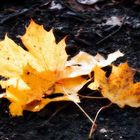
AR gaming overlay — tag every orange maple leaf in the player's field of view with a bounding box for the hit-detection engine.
[0,20,123,116]
[89,63,140,108]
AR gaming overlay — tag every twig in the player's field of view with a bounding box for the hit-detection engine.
[131,67,140,73]
[0,2,50,25]
[88,102,112,139]
[96,15,127,45]
[37,104,68,128]
[74,37,92,46]
[0,9,31,25]
[78,94,107,99]
[39,1,51,8]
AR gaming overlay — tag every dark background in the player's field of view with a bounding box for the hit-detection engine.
[0,0,140,140]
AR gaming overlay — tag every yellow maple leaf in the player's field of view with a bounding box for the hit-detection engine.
[89,63,140,108]
[0,20,123,116]
[0,21,87,116]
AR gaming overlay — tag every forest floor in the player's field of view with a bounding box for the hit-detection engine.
[0,0,140,140]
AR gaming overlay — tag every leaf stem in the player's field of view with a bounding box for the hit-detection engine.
[62,87,94,124]
[88,102,112,139]
[78,94,107,99]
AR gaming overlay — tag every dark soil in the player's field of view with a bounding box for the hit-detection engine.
[0,0,140,140]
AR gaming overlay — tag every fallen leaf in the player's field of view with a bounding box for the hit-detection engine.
[0,21,87,116]
[65,50,123,77]
[89,63,140,108]
[0,20,123,116]
[102,16,123,26]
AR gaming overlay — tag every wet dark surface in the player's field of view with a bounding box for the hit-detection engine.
[0,0,140,140]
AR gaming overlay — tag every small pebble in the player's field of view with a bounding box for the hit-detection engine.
[99,117,105,121]
[100,128,107,133]
[77,0,102,5]
[50,1,63,10]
